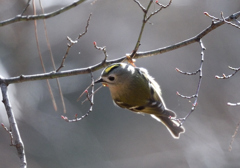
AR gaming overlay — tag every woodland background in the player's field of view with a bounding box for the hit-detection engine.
[0,0,240,167]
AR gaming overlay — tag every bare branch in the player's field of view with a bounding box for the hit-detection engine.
[131,0,152,58]
[215,66,240,79]
[155,0,172,8]
[93,41,108,62]
[204,12,220,20]
[2,11,239,86]
[62,71,95,122]
[77,82,94,102]
[174,39,205,125]
[133,0,146,13]
[135,11,240,58]
[211,13,240,106]
[56,13,92,72]
[221,12,240,29]
[21,0,31,16]
[205,11,240,29]
[175,68,200,75]
[131,0,173,58]
[80,85,102,104]
[0,0,87,27]
[146,0,172,22]
[0,82,27,168]
[176,92,197,99]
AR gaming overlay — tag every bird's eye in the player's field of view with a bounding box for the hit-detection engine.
[108,76,115,81]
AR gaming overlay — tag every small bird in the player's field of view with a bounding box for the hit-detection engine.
[95,63,185,139]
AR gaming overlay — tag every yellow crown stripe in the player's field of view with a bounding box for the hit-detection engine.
[104,64,120,73]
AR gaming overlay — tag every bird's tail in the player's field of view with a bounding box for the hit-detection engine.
[151,109,185,139]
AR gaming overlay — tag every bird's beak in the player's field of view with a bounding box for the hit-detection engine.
[94,78,103,83]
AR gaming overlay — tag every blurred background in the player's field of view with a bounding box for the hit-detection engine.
[0,0,240,167]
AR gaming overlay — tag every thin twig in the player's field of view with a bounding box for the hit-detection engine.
[176,92,197,99]
[131,0,172,58]
[174,39,205,125]
[133,0,146,13]
[176,68,200,75]
[76,83,93,102]
[227,102,240,106]
[215,66,240,79]
[205,12,240,29]
[1,123,14,146]
[81,85,103,104]
[204,12,220,21]
[131,0,151,58]
[56,13,92,72]
[93,41,108,62]
[0,0,87,27]
[135,11,240,58]
[21,0,31,16]
[221,12,240,29]
[147,0,172,22]
[62,71,95,122]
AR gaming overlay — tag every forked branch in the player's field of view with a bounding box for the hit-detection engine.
[56,13,92,72]
[0,82,27,168]
[174,40,205,125]
[131,0,172,58]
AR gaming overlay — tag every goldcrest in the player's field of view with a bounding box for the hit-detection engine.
[95,63,185,139]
